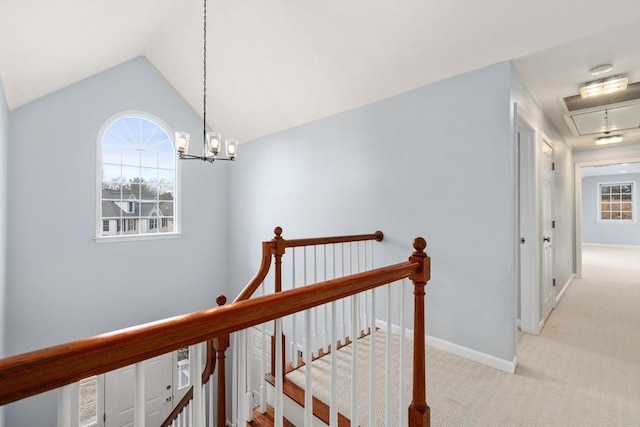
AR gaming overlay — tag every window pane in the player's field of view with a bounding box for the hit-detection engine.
[621,211,632,220]
[79,377,98,427]
[601,194,610,202]
[612,203,621,211]
[141,167,158,182]
[121,149,140,167]
[601,185,611,194]
[621,203,632,212]
[103,164,121,182]
[611,185,620,194]
[102,147,121,164]
[612,194,621,201]
[622,194,631,201]
[621,185,632,194]
[141,151,158,168]
[141,185,158,200]
[600,212,609,220]
[160,184,174,201]
[121,166,141,184]
[601,203,609,212]
[158,152,175,169]
[157,169,175,186]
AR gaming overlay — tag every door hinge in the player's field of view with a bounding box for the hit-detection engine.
[552,220,555,229]
[104,413,106,422]
[552,162,555,171]
[553,278,556,287]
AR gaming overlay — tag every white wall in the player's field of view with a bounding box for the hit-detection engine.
[510,65,575,306]
[0,75,9,427]
[582,173,640,246]
[574,143,640,165]
[6,57,231,426]
[229,62,517,365]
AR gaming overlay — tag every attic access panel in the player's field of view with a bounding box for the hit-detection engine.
[568,103,640,136]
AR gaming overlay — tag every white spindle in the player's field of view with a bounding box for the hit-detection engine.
[399,279,407,427]
[291,249,298,369]
[245,329,254,422]
[341,243,347,339]
[192,343,204,427]
[260,287,267,412]
[237,331,247,425]
[369,288,377,426]
[330,300,338,427]
[385,284,392,427]
[275,317,284,427]
[231,336,238,427]
[304,309,313,426]
[350,295,359,427]
[57,383,75,427]
[313,246,318,356]
[208,380,214,427]
[134,362,145,427]
[323,244,329,353]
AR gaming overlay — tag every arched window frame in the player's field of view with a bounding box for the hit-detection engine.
[95,111,182,242]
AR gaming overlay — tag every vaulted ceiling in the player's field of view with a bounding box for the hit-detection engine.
[1,0,639,146]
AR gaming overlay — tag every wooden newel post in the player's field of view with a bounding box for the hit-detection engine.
[213,295,230,427]
[408,237,431,427]
[272,226,285,293]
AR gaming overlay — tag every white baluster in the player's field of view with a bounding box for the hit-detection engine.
[237,332,247,426]
[399,279,407,427]
[208,380,214,427]
[385,284,392,427]
[350,294,359,427]
[369,288,377,427]
[134,362,145,427]
[275,318,284,427]
[192,343,204,427]
[330,300,338,427]
[291,249,298,369]
[260,306,267,412]
[231,335,238,427]
[245,329,254,422]
[323,245,329,353]
[313,246,318,357]
[341,243,347,340]
[57,383,75,427]
[304,309,314,426]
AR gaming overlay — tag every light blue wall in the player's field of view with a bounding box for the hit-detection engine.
[0,75,9,427]
[6,57,231,426]
[229,62,517,364]
[582,173,640,246]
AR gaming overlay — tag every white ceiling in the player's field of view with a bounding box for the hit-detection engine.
[1,0,639,145]
[581,162,640,177]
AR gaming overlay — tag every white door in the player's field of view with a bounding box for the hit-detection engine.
[541,141,555,323]
[104,353,173,427]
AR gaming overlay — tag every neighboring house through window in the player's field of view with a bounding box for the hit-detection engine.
[97,113,178,240]
[599,182,635,222]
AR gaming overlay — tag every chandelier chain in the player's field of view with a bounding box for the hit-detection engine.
[203,0,207,140]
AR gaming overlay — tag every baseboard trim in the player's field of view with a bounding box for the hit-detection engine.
[582,243,640,249]
[556,274,575,305]
[376,320,516,374]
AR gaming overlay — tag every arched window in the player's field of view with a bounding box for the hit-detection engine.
[97,113,178,240]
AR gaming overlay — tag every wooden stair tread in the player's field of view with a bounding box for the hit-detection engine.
[248,405,296,427]
[265,375,351,426]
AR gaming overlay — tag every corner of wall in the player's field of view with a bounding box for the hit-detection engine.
[0,73,8,427]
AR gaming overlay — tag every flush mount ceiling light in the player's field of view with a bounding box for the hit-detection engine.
[589,63,614,76]
[595,135,623,145]
[175,0,237,163]
[580,76,628,98]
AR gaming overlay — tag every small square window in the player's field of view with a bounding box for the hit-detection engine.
[598,182,634,223]
[102,220,109,232]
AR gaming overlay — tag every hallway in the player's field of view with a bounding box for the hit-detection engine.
[428,244,640,426]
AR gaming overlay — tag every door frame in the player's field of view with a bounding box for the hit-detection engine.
[574,157,640,278]
[540,136,556,327]
[515,111,542,336]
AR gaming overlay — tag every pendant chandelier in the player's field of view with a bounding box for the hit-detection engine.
[175,0,237,163]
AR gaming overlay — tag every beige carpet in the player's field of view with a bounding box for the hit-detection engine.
[286,244,640,426]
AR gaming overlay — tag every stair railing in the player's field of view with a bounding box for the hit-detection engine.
[231,226,385,424]
[0,234,429,427]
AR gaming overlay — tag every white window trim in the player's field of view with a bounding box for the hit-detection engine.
[95,111,182,242]
[597,180,636,224]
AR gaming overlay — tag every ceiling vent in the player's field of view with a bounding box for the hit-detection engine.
[562,81,640,137]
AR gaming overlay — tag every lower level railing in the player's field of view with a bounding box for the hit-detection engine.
[0,231,430,427]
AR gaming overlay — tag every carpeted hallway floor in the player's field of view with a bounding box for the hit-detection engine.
[428,244,640,427]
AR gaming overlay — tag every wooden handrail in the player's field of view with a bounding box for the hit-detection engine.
[0,251,421,406]
[234,226,384,302]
